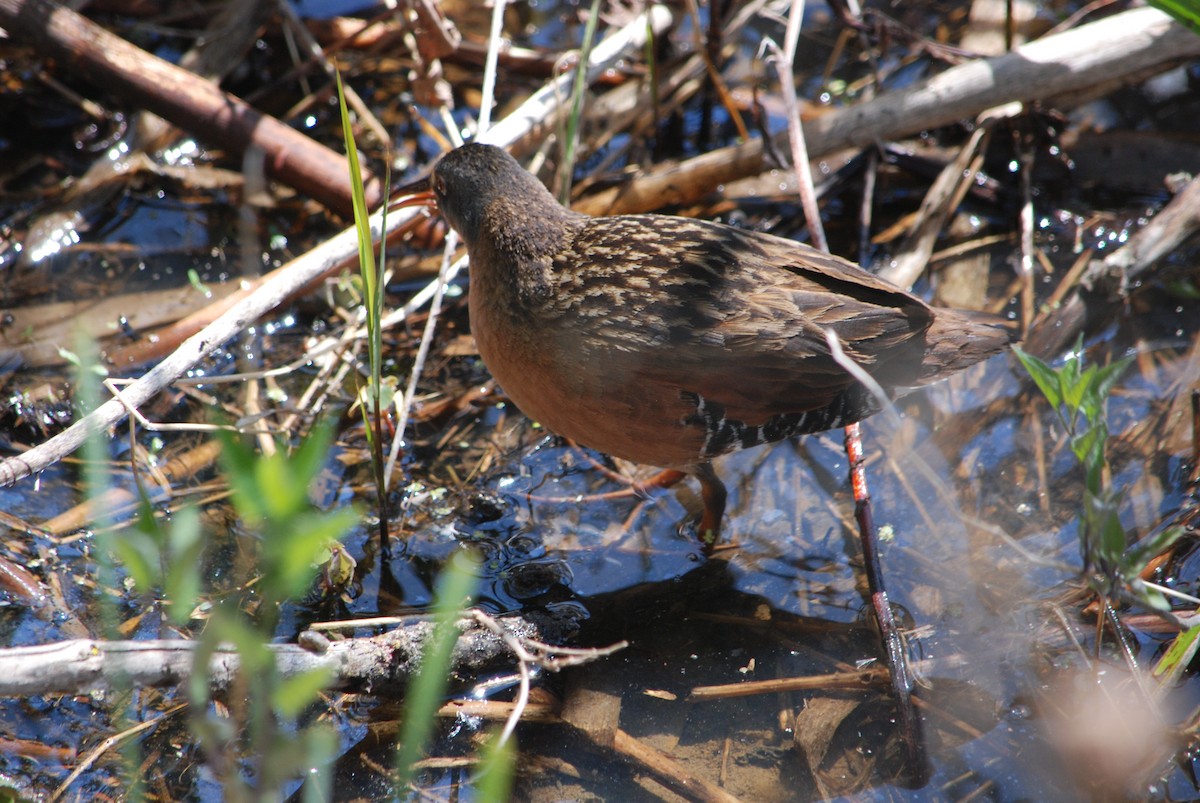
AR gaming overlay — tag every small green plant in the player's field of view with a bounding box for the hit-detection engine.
[391,550,516,800]
[337,70,393,553]
[196,424,358,800]
[474,727,516,802]
[395,550,479,789]
[103,423,358,800]
[333,75,515,799]
[75,334,148,800]
[1014,337,1182,610]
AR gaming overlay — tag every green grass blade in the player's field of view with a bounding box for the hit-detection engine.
[395,551,480,790]
[558,0,603,203]
[1149,0,1200,35]
[473,728,516,802]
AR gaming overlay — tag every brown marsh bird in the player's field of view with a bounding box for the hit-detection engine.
[406,143,1015,541]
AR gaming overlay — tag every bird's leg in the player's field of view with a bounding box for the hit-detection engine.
[693,463,727,550]
[631,469,688,497]
[532,445,687,502]
[844,423,927,780]
[521,444,726,546]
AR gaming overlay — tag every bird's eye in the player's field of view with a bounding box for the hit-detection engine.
[434,176,447,196]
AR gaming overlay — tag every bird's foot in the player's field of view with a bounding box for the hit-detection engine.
[692,463,728,553]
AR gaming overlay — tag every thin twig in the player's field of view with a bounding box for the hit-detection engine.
[51,704,187,802]
[385,231,458,491]
[468,609,626,747]
[477,0,508,134]
[761,1,828,252]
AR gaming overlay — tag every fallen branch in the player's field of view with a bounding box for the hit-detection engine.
[580,7,1200,221]
[0,0,381,215]
[0,609,581,698]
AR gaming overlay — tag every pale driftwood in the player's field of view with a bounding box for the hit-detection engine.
[806,7,1199,162]
[476,5,672,154]
[4,280,240,369]
[436,699,560,723]
[580,7,1200,223]
[1083,175,1200,294]
[0,610,575,697]
[0,5,673,490]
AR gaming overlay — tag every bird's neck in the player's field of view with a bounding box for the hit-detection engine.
[471,197,582,308]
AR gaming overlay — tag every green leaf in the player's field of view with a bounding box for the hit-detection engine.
[163,505,204,625]
[216,428,266,523]
[1062,361,1092,416]
[1092,356,1133,410]
[1063,335,1085,380]
[1154,624,1200,685]
[187,268,212,296]
[336,71,382,384]
[1013,346,1064,409]
[273,667,335,719]
[1083,490,1127,564]
[210,614,275,676]
[1070,424,1108,484]
[292,420,335,492]
[1126,525,1186,572]
[167,501,203,560]
[57,346,81,367]
[108,531,160,593]
[266,509,359,601]
[165,555,202,626]
[112,497,167,591]
[320,542,358,592]
[256,454,302,521]
[1128,580,1173,612]
[1165,276,1200,299]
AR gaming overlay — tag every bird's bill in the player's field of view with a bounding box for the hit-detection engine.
[388,177,437,213]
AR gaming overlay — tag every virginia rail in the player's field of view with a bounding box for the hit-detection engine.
[406,143,1015,541]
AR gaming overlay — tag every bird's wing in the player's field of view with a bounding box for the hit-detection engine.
[558,216,935,423]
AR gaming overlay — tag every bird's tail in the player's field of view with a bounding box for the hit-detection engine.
[917,308,1018,384]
